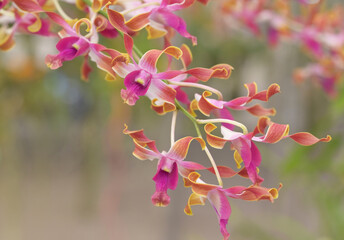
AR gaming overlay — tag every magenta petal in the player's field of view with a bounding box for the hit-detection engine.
[207,189,231,240]
[175,87,190,105]
[213,108,235,130]
[151,163,178,206]
[154,9,197,45]
[122,70,152,105]
[233,138,262,185]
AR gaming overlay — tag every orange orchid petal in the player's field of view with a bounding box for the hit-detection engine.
[126,12,150,31]
[204,123,228,149]
[210,64,234,79]
[123,124,159,152]
[74,18,92,36]
[244,82,258,98]
[246,104,276,117]
[167,137,205,161]
[139,46,182,73]
[180,44,193,69]
[252,83,281,101]
[197,91,223,116]
[207,165,249,178]
[184,192,206,215]
[224,183,283,202]
[289,132,332,146]
[184,172,219,197]
[151,99,176,115]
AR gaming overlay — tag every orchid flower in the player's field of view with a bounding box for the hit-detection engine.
[218,0,344,96]
[106,0,200,45]
[204,116,331,184]
[192,82,280,119]
[0,4,51,51]
[112,35,232,114]
[123,125,208,206]
[184,171,282,239]
[7,0,123,80]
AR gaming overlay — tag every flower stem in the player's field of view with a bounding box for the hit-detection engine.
[175,100,223,186]
[196,118,248,134]
[120,2,160,15]
[171,110,177,147]
[167,80,223,100]
[52,0,73,21]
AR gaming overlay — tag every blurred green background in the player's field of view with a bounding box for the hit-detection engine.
[0,2,343,240]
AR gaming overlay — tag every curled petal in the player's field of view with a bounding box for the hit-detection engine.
[139,46,183,73]
[207,165,249,178]
[224,184,283,203]
[73,18,92,36]
[289,132,332,146]
[244,82,258,98]
[180,44,193,68]
[167,137,205,161]
[27,13,42,33]
[197,91,224,116]
[253,118,290,144]
[211,64,234,79]
[246,104,276,117]
[204,123,228,149]
[251,83,281,101]
[184,192,205,215]
[126,12,151,31]
[131,139,161,160]
[186,65,232,82]
[123,124,159,153]
[151,99,176,115]
[184,172,219,197]
[107,8,150,34]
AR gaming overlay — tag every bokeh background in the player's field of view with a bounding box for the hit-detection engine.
[0,1,344,240]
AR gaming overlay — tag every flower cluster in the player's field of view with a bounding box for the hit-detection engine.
[217,0,344,97]
[0,0,332,239]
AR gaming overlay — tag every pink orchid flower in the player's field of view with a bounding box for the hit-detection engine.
[0,5,51,51]
[10,0,123,80]
[106,0,199,45]
[194,82,280,117]
[44,15,124,80]
[112,35,232,114]
[123,125,208,206]
[204,117,331,184]
[184,171,282,240]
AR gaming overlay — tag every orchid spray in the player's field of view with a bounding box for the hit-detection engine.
[0,0,332,239]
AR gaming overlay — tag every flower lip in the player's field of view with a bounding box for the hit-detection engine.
[121,69,153,105]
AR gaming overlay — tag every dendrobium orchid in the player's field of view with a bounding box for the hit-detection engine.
[123,125,206,206]
[113,35,232,114]
[204,116,331,184]
[218,0,344,96]
[184,172,282,239]
[0,0,334,239]
[106,0,201,45]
